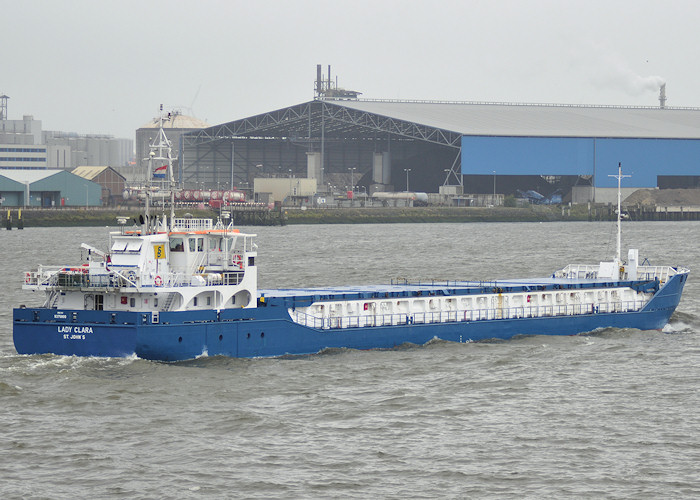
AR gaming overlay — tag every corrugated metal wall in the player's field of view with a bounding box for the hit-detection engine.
[461,136,700,188]
[29,172,101,207]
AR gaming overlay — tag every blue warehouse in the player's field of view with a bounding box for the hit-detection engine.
[180,92,700,204]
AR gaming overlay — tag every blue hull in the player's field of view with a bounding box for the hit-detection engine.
[13,273,687,361]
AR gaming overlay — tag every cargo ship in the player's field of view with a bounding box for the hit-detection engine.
[12,117,689,361]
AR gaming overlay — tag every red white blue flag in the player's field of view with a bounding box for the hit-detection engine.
[154,165,167,178]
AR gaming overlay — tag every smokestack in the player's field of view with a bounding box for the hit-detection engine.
[659,83,666,109]
[0,94,8,121]
[316,64,322,97]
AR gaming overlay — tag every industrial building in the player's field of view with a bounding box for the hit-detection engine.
[71,166,126,206]
[0,169,102,207]
[180,73,700,204]
[0,110,46,169]
[0,95,133,172]
[43,131,132,170]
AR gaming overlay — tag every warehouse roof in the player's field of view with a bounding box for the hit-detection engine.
[0,169,62,183]
[185,99,700,150]
[71,166,125,181]
[72,166,108,179]
[333,100,700,139]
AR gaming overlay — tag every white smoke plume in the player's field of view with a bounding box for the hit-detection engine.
[594,64,665,95]
[582,44,666,96]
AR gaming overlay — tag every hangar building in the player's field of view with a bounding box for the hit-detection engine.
[0,169,102,207]
[181,98,700,203]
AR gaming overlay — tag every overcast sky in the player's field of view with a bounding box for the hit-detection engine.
[3,0,699,141]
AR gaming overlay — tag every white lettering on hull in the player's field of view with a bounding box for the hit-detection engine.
[57,325,93,340]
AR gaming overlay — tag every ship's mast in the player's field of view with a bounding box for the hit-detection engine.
[144,105,177,232]
[608,162,630,264]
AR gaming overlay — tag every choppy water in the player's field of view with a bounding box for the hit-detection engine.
[1,222,699,499]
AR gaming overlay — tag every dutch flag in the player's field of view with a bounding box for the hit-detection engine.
[154,165,167,178]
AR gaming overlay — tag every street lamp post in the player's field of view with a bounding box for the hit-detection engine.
[493,170,496,205]
[348,167,356,205]
[404,168,411,192]
[348,167,356,190]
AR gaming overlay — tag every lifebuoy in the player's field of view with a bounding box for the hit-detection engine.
[25,272,31,284]
[154,276,163,287]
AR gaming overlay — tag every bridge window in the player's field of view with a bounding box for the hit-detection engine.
[111,240,127,252]
[126,241,142,252]
[170,238,184,252]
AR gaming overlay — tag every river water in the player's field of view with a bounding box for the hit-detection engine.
[1,222,699,499]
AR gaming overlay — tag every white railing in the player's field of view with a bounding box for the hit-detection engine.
[291,299,648,330]
[556,264,676,283]
[24,267,244,290]
[555,265,600,280]
[173,218,213,231]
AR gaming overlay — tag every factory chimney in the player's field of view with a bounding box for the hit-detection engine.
[659,83,666,109]
[313,64,362,100]
[0,94,9,121]
[316,65,323,98]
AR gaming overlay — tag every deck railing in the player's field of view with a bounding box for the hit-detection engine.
[555,264,674,283]
[172,218,213,231]
[291,299,648,330]
[25,266,244,290]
